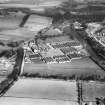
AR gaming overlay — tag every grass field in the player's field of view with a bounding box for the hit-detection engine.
[0,13,25,30]
[0,12,32,41]
[0,28,35,41]
[45,36,72,43]
[0,97,79,105]
[25,15,52,33]
[23,57,105,80]
[0,14,52,41]
[4,78,78,101]
[0,0,67,10]
[82,81,105,101]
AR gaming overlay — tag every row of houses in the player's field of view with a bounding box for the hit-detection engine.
[86,22,105,47]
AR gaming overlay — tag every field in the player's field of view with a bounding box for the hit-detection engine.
[0,28,35,41]
[25,15,52,33]
[0,97,79,105]
[0,77,7,83]
[4,78,78,101]
[82,81,105,102]
[0,0,66,6]
[0,0,67,10]
[0,13,25,30]
[45,36,72,43]
[23,57,105,80]
[0,14,52,41]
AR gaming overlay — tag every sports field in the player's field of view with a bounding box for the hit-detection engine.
[0,97,79,105]
[4,78,78,101]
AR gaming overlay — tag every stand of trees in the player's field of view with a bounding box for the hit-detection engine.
[0,48,24,96]
[23,72,105,81]
[0,49,16,58]
[7,40,24,47]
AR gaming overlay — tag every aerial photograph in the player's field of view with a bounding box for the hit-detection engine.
[0,0,105,105]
